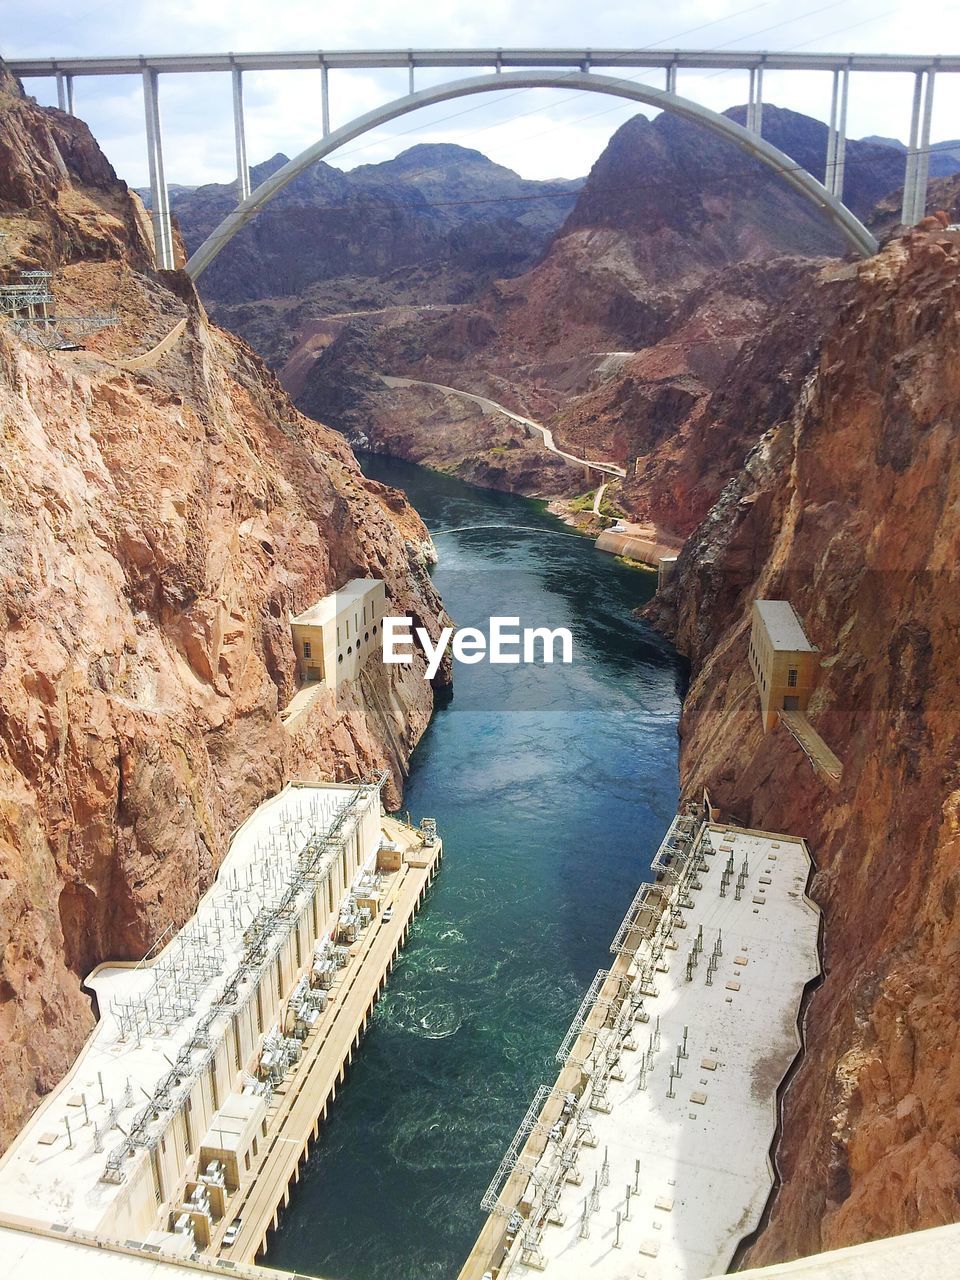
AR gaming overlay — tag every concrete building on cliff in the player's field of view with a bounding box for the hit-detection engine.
[290,579,386,686]
[748,600,820,733]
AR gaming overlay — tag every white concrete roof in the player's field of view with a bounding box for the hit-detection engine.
[754,601,818,653]
[3,1219,960,1280]
[0,783,373,1233]
[0,1224,296,1280]
[505,825,821,1280]
[290,579,381,627]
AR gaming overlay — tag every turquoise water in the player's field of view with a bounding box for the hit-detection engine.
[265,457,685,1280]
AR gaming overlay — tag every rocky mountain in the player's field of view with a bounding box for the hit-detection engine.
[0,65,447,1148]
[162,144,582,309]
[861,133,960,174]
[650,218,960,1261]
[296,105,875,508]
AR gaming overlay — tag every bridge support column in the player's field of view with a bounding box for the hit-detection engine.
[232,67,251,203]
[665,63,677,95]
[746,67,764,133]
[408,55,415,96]
[901,71,924,225]
[911,70,936,225]
[825,69,839,194]
[142,68,176,271]
[747,68,756,132]
[55,71,74,115]
[321,63,330,136]
[833,67,850,201]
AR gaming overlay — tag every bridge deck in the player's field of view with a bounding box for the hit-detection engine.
[8,49,956,78]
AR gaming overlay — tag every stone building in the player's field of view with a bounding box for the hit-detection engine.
[748,600,820,732]
[290,579,387,686]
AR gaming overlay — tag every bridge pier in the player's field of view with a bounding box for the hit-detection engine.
[747,67,763,135]
[232,66,251,203]
[825,70,839,195]
[321,63,330,136]
[55,71,74,115]
[665,63,677,95]
[901,71,924,225]
[833,67,849,201]
[141,68,175,271]
[912,70,936,225]
[824,68,849,199]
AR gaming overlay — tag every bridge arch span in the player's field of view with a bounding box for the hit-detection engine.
[185,70,878,279]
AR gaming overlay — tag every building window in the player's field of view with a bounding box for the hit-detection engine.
[337,625,341,644]
[346,619,350,639]
[784,695,800,711]
[303,641,311,659]
[788,668,798,687]
[338,653,343,664]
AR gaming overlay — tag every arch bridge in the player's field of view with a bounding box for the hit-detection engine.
[9,48,956,273]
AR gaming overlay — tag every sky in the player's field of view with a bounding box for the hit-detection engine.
[2,0,960,189]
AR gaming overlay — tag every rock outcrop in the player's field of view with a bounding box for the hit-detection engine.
[655,224,960,1260]
[0,67,446,1148]
[317,107,856,504]
[165,144,582,313]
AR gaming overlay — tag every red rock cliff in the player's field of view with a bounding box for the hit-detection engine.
[658,227,960,1259]
[0,69,446,1148]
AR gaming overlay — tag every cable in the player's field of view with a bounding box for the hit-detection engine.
[430,523,591,541]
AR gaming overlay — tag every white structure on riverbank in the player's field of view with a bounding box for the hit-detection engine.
[0,780,391,1247]
[468,813,821,1280]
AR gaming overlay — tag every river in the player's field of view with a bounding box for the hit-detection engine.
[265,456,686,1280]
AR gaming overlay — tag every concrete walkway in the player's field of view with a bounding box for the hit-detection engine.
[779,711,843,788]
[118,317,187,371]
[381,375,626,479]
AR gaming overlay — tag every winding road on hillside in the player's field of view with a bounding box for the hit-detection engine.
[380,374,627,480]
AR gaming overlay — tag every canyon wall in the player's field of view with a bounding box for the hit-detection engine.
[294,107,868,509]
[655,224,960,1260]
[0,70,446,1148]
